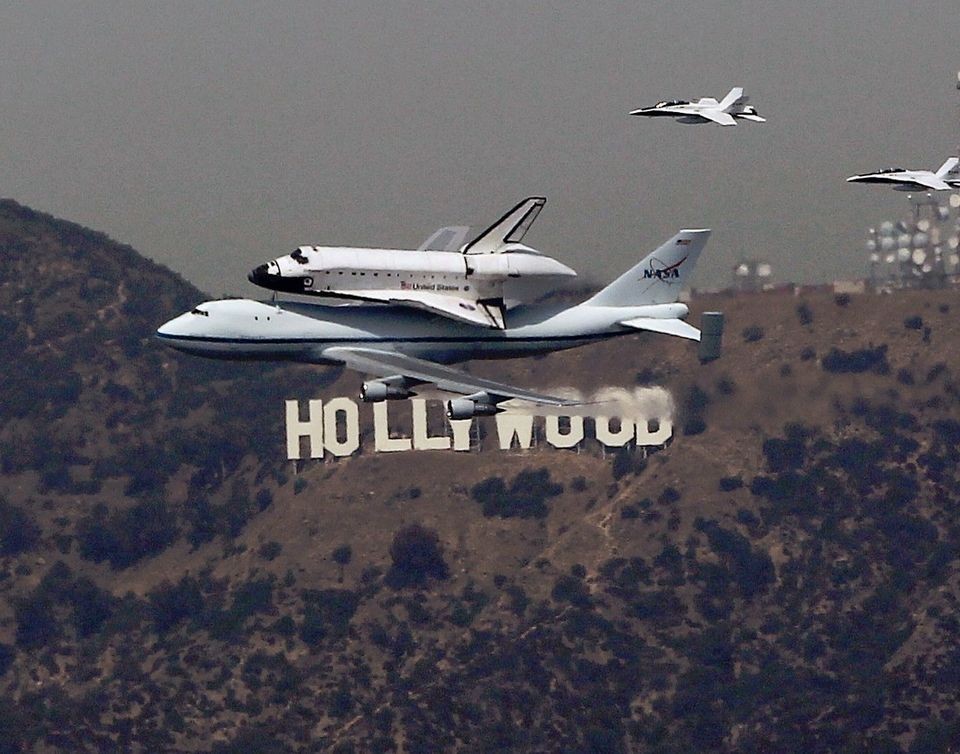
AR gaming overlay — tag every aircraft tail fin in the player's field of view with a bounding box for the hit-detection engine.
[417,226,470,252]
[585,229,711,307]
[719,86,746,111]
[935,156,959,180]
[463,197,546,255]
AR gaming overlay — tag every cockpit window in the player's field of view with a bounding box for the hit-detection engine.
[291,248,308,264]
[190,308,210,317]
[656,100,688,108]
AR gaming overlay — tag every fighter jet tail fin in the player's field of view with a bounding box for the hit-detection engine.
[935,156,960,180]
[718,86,746,111]
[463,197,546,255]
[585,229,710,307]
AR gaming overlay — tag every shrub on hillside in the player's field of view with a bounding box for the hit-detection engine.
[821,345,889,375]
[470,468,563,519]
[386,524,448,588]
[76,499,179,569]
[696,519,774,598]
[796,302,814,326]
[0,498,40,556]
[148,576,205,635]
[719,476,744,492]
[15,562,115,646]
[742,325,765,342]
[299,589,360,645]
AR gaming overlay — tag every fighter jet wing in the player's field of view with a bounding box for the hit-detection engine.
[700,110,737,126]
[320,346,578,406]
[912,175,952,191]
[319,288,505,329]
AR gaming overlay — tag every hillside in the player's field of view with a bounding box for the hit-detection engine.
[1,199,959,753]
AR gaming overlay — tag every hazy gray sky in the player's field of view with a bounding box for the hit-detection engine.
[2,1,958,295]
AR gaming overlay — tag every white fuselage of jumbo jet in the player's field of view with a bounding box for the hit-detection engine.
[156,298,689,365]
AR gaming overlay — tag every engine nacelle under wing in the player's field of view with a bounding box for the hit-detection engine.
[359,380,416,402]
[445,398,502,420]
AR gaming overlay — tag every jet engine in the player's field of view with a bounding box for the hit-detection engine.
[359,380,415,402]
[445,398,501,420]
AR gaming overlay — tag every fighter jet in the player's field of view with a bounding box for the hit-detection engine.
[247,198,577,330]
[158,222,723,418]
[846,157,960,192]
[630,87,765,126]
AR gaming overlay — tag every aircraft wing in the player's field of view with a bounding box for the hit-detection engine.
[912,174,952,191]
[700,110,737,126]
[318,289,505,329]
[320,346,579,406]
[620,317,701,341]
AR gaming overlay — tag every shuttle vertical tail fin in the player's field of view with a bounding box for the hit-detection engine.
[463,197,546,255]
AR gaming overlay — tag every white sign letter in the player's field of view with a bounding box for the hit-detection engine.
[637,417,673,447]
[595,416,635,447]
[373,402,412,452]
[411,399,451,451]
[495,413,535,450]
[449,419,473,451]
[323,398,361,457]
[545,415,585,448]
[286,400,324,459]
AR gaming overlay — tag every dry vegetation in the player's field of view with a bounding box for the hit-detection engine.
[1,199,960,753]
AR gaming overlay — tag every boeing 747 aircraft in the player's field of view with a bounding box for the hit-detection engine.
[158,217,722,419]
[630,87,765,126]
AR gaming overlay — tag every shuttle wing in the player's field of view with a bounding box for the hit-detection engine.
[320,346,578,406]
[317,288,505,328]
[700,110,737,126]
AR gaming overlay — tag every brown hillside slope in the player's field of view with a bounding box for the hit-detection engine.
[1,200,959,752]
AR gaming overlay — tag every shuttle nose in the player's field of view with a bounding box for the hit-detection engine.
[248,260,311,294]
[248,263,275,286]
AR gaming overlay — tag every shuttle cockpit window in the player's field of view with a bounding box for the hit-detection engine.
[190,308,210,317]
[291,248,308,264]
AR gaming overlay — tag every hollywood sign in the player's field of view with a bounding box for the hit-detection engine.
[285,388,673,459]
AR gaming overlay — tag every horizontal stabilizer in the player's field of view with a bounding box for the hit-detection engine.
[620,317,701,341]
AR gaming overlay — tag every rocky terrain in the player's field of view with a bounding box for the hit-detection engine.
[1,198,959,753]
